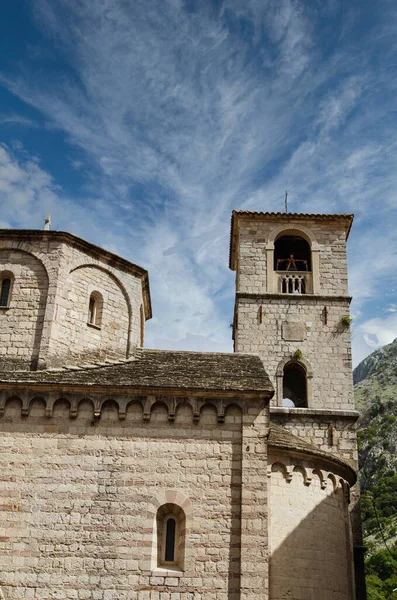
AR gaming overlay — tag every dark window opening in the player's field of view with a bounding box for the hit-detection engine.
[0,278,11,307]
[88,296,96,324]
[165,518,176,562]
[274,236,311,272]
[283,363,307,408]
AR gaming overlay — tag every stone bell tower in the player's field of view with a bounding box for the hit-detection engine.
[229,210,367,600]
[229,210,355,412]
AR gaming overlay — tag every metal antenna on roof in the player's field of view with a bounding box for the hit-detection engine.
[285,191,288,213]
[44,215,51,231]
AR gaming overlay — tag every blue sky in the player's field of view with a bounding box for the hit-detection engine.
[0,0,397,367]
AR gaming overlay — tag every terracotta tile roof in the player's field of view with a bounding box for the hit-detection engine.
[229,210,354,269]
[0,349,274,396]
[268,424,356,483]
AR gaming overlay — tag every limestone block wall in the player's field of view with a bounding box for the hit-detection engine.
[45,241,145,366]
[0,397,246,600]
[0,249,49,370]
[270,410,358,464]
[0,233,148,369]
[235,217,350,296]
[235,296,354,410]
[268,457,354,600]
[48,264,132,365]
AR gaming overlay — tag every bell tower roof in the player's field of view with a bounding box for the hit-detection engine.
[229,211,354,270]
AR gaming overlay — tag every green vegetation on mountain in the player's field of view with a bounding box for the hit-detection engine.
[354,338,397,598]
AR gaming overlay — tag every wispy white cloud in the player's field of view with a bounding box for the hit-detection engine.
[352,311,397,366]
[0,0,396,364]
[0,115,38,128]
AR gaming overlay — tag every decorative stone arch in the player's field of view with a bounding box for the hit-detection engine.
[265,224,320,293]
[275,355,313,407]
[0,242,54,280]
[146,490,193,573]
[268,461,293,482]
[69,263,134,357]
[267,224,320,248]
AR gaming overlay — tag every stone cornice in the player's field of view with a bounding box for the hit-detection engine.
[236,292,352,303]
[270,407,359,420]
[0,388,269,422]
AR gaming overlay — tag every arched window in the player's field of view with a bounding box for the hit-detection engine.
[282,362,307,408]
[87,291,103,328]
[274,235,311,272]
[274,235,312,294]
[0,273,14,308]
[156,503,186,571]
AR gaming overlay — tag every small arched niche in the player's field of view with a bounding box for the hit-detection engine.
[156,503,186,571]
[282,362,307,408]
[87,291,103,328]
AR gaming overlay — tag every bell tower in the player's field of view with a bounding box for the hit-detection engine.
[230,210,355,411]
[229,209,367,599]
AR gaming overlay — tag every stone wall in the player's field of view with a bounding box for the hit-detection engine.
[0,235,147,369]
[268,457,354,600]
[270,409,358,464]
[0,249,48,370]
[48,264,131,365]
[236,217,350,296]
[235,296,354,410]
[0,397,248,600]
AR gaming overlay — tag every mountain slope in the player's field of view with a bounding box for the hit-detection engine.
[354,339,397,598]
[354,338,397,489]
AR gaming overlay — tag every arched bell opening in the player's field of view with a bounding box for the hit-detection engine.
[282,362,307,408]
[274,235,311,272]
[273,235,312,295]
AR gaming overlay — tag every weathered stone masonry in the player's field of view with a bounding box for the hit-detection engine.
[0,212,364,599]
[0,231,151,370]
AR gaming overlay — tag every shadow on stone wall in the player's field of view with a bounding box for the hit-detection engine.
[268,469,359,600]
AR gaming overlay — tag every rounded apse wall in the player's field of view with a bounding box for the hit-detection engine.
[268,459,354,600]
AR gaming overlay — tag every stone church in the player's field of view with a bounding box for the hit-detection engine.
[0,211,365,599]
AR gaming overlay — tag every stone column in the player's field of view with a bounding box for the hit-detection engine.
[311,245,320,293]
[240,401,269,599]
[266,246,274,293]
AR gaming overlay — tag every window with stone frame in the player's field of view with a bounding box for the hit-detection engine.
[87,291,103,328]
[156,503,186,571]
[0,272,14,308]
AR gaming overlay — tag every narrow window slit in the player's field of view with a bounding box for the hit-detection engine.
[165,518,176,562]
[0,276,12,307]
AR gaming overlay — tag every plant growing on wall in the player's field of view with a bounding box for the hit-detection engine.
[294,348,303,360]
[340,315,353,328]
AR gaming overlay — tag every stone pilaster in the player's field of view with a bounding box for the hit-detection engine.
[240,403,269,599]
